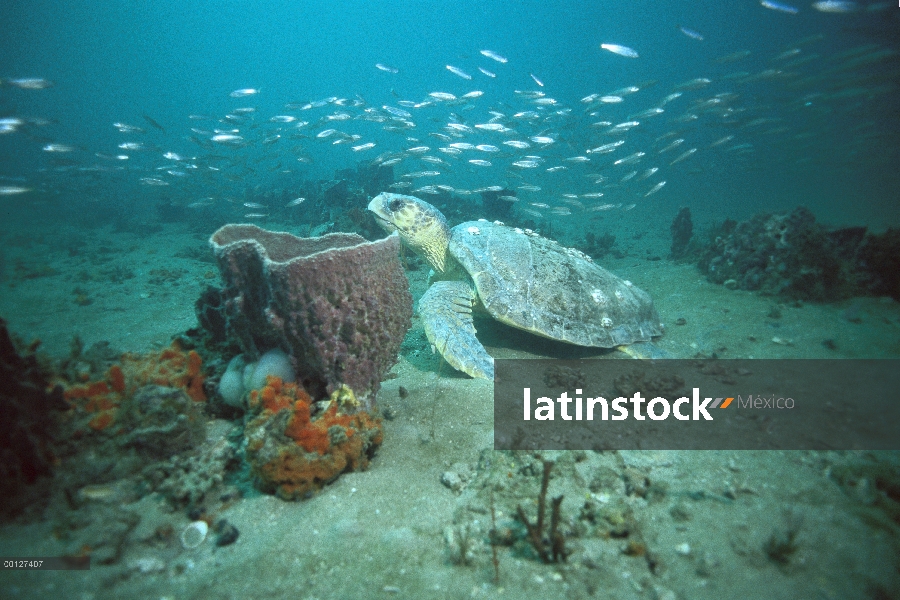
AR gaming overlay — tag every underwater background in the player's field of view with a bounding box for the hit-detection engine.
[1,1,899,598]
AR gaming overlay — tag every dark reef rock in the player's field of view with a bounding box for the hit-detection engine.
[0,318,66,519]
[698,207,852,301]
[670,207,693,260]
[697,207,900,302]
[855,228,900,301]
[578,231,618,260]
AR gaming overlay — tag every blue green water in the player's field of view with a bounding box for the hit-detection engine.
[1,0,898,227]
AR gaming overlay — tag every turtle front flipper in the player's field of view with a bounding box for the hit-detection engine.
[419,280,494,379]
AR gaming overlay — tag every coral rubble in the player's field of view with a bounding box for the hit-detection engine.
[60,341,207,438]
[208,224,412,404]
[244,377,382,500]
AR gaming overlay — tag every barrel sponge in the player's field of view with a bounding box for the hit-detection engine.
[209,225,412,405]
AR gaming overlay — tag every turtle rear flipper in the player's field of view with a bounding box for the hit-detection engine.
[617,341,672,359]
[419,280,494,379]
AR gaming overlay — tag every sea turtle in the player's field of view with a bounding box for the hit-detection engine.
[368,192,666,379]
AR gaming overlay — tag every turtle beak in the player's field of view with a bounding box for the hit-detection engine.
[367,195,397,234]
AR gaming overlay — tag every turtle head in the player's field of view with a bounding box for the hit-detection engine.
[368,193,451,272]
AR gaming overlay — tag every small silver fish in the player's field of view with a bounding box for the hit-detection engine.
[480,50,508,63]
[760,0,799,13]
[678,26,704,41]
[383,105,412,118]
[637,167,659,180]
[0,185,31,195]
[613,152,645,165]
[674,77,712,90]
[601,44,639,58]
[429,92,457,101]
[670,148,697,165]
[139,177,169,186]
[589,141,625,154]
[812,0,857,11]
[403,170,441,178]
[113,122,144,133]
[229,88,260,97]
[43,143,75,153]
[7,78,53,89]
[286,197,306,207]
[446,65,472,80]
[631,107,664,119]
[658,138,685,154]
[645,181,667,196]
[475,123,509,132]
[211,134,244,143]
[375,63,399,73]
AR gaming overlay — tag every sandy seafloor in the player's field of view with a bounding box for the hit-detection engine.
[1,208,899,600]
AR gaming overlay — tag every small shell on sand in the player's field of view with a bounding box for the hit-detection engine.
[180,521,209,549]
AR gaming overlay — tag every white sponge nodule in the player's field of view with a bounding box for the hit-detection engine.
[218,349,297,409]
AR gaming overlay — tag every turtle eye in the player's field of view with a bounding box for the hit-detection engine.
[388,198,404,212]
